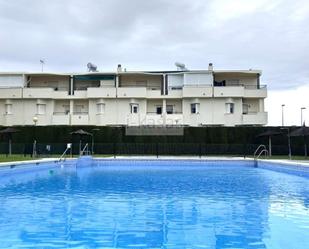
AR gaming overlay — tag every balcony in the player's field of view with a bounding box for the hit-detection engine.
[23,88,53,98]
[117,87,147,98]
[166,89,182,98]
[213,86,244,97]
[146,89,162,98]
[244,85,267,98]
[243,112,268,125]
[73,90,87,98]
[144,113,164,126]
[142,113,184,126]
[87,87,116,98]
[0,88,22,99]
[183,85,212,98]
[23,88,69,99]
[166,114,183,125]
[71,112,89,125]
[52,112,70,125]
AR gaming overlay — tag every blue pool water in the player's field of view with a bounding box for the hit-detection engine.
[0,159,308,249]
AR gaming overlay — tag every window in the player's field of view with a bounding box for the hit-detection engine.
[96,103,105,114]
[166,105,173,114]
[37,104,46,115]
[191,103,200,114]
[5,104,12,114]
[130,103,139,114]
[225,103,234,114]
[156,106,162,114]
[242,103,249,114]
[63,105,70,115]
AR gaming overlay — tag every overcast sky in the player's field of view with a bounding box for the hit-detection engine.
[0,0,308,125]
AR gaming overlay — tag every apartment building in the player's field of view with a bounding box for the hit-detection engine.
[0,64,267,127]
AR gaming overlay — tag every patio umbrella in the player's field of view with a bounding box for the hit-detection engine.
[0,127,20,155]
[290,126,309,157]
[70,129,93,155]
[256,130,282,156]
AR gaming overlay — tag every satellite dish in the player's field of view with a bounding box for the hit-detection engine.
[175,62,188,71]
[87,62,98,72]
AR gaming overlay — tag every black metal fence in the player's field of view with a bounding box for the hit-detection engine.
[0,142,307,157]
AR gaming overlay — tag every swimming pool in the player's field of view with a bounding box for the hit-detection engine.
[0,159,308,248]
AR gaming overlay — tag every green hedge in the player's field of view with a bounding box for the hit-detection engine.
[0,125,305,146]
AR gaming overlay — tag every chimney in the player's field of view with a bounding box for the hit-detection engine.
[208,63,213,71]
[117,64,122,72]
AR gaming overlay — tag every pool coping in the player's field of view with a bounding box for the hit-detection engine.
[0,156,308,168]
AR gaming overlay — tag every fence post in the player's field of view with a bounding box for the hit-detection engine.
[113,143,116,158]
[156,143,159,158]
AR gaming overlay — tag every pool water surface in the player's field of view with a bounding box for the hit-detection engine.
[0,160,308,248]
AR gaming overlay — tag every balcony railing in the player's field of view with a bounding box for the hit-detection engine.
[53,111,69,115]
[73,112,88,115]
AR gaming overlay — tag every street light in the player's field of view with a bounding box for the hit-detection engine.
[32,116,38,157]
[281,104,285,126]
[301,107,306,126]
[280,127,291,160]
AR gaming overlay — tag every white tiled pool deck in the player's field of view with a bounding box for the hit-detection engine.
[0,156,308,167]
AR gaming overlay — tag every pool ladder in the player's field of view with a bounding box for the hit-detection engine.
[253,144,269,167]
[80,143,91,156]
[59,147,71,162]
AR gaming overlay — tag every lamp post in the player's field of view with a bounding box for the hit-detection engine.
[281,104,285,126]
[32,116,38,157]
[301,107,306,126]
[280,127,291,160]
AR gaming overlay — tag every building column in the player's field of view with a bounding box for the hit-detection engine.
[70,75,74,95]
[259,99,264,112]
[69,99,74,125]
[162,99,166,126]
[115,75,119,97]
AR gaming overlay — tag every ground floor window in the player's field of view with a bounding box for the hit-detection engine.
[225,103,234,114]
[37,104,46,115]
[166,105,173,114]
[5,104,12,115]
[130,103,139,114]
[156,106,162,114]
[242,103,249,114]
[191,103,200,114]
[96,103,105,114]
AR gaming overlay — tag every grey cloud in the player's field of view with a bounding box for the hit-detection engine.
[0,0,308,89]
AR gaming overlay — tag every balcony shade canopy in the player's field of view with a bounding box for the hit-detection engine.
[70,129,93,136]
[0,127,20,134]
[256,130,282,137]
[290,126,309,137]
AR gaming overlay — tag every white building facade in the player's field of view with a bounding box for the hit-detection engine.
[0,64,267,127]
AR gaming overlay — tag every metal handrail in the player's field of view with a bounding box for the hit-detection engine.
[59,147,70,162]
[256,149,268,160]
[254,144,267,158]
[80,143,90,155]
